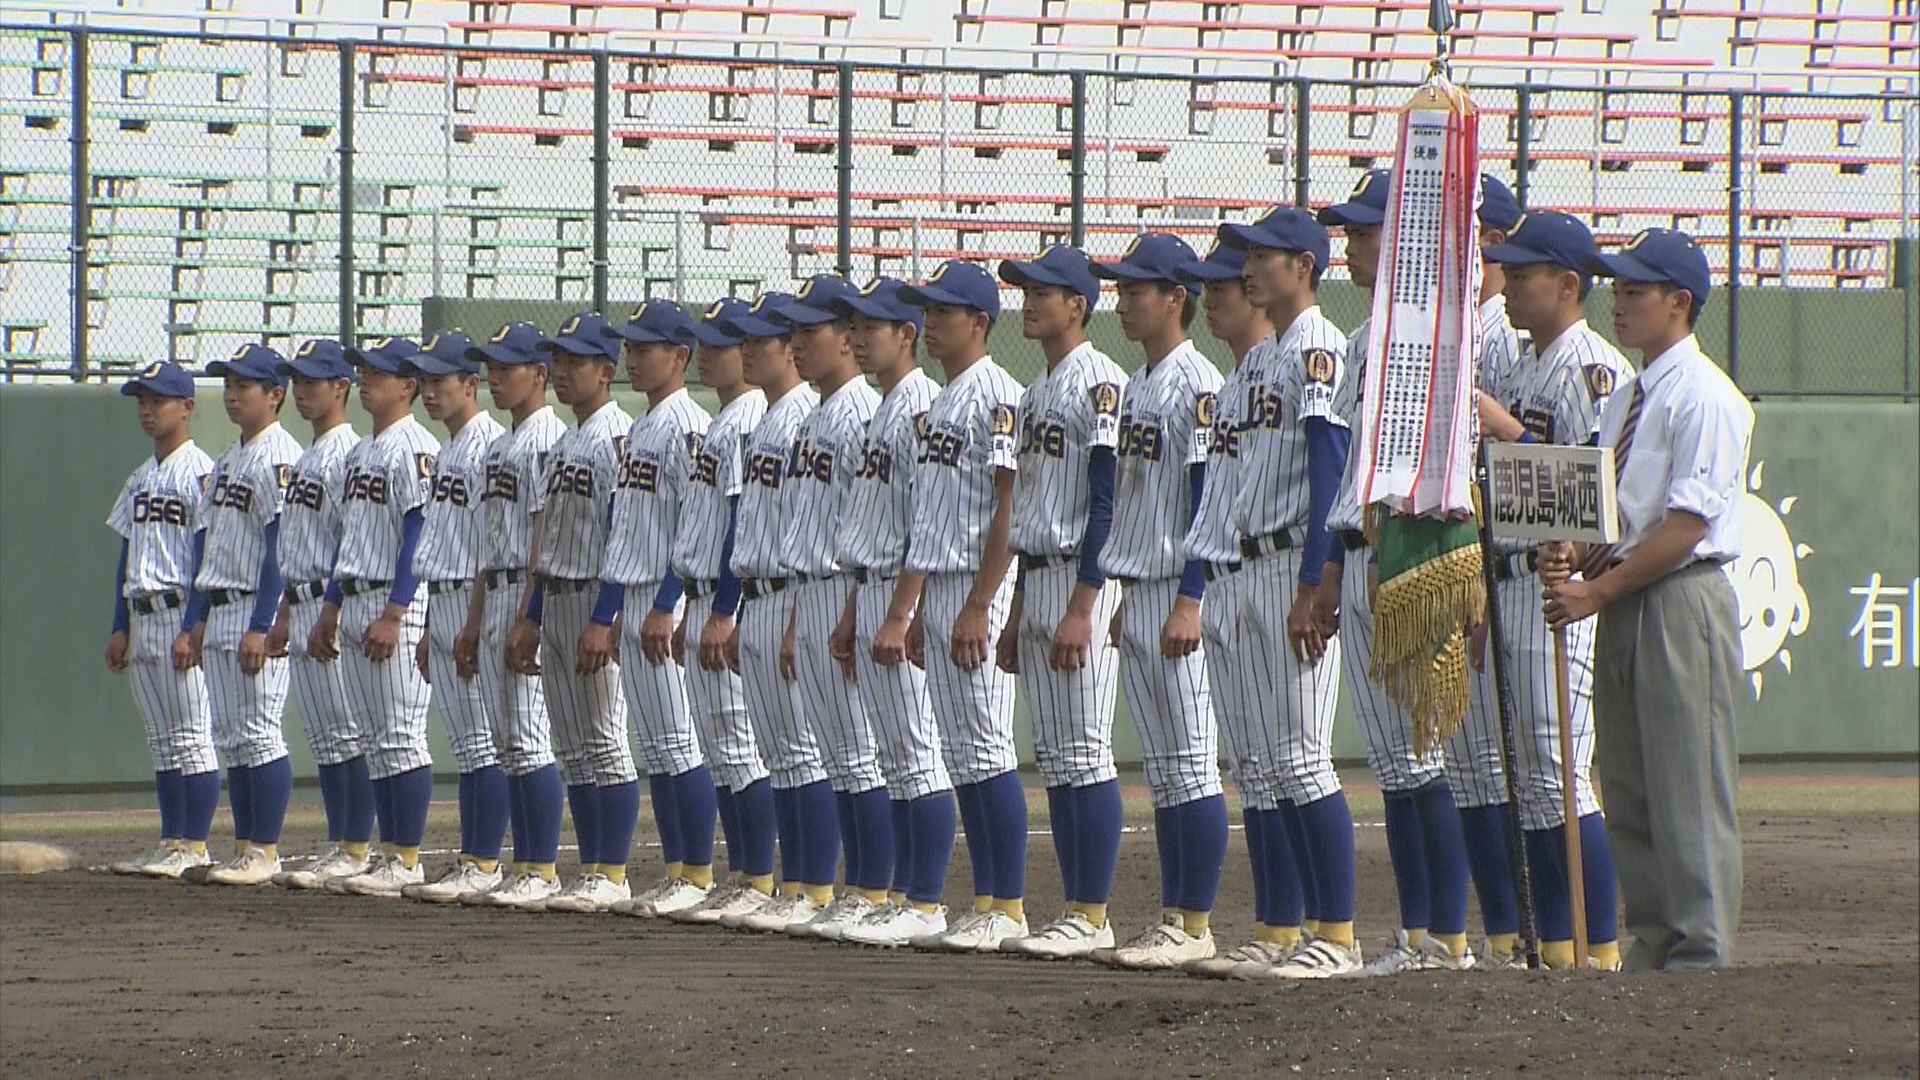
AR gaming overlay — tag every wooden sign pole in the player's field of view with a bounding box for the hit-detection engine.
[1552,626,1589,969]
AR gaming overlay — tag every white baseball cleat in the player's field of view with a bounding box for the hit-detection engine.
[739,891,820,933]
[1191,939,1294,980]
[937,910,1027,953]
[1351,930,1428,977]
[1478,938,1528,971]
[1003,912,1111,959]
[1256,937,1364,979]
[339,854,425,898]
[206,846,281,887]
[1110,920,1215,970]
[794,894,876,941]
[913,910,982,950]
[844,903,948,948]
[542,873,630,913]
[610,877,676,916]
[141,846,212,880]
[408,861,503,904]
[112,842,174,876]
[271,846,340,888]
[640,877,712,917]
[676,882,770,925]
[1419,936,1477,971]
[482,871,563,909]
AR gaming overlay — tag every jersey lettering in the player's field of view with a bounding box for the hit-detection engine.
[853,441,894,484]
[132,490,193,526]
[1018,417,1068,458]
[918,429,965,469]
[286,474,326,512]
[483,462,519,502]
[618,454,661,493]
[208,475,255,514]
[547,461,597,499]
[747,450,786,489]
[430,472,473,507]
[690,449,721,488]
[343,466,390,505]
[787,440,834,485]
[1116,416,1165,463]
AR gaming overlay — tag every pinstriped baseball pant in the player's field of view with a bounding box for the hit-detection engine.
[126,604,219,775]
[202,597,291,768]
[738,587,827,789]
[851,574,951,802]
[426,584,501,773]
[286,594,363,765]
[1493,571,1601,831]
[1117,576,1221,809]
[1236,548,1343,805]
[619,584,701,778]
[1338,560,1447,792]
[338,589,433,780]
[793,575,886,795]
[1447,653,1509,809]
[919,570,1018,786]
[680,592,767,793]
[1017,561,1121,790]
[477,578,554,776]
[1201,566,1278,811]
[539,585,634,787]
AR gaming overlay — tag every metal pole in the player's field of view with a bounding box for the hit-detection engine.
[836,60,854,276]
[1292,75,1310,209]
[593,49,611,313]
[1727,91,1743,387]
[1903,100,1916,401]
[1514,84,1532,209]
[673,208,686,301]
[1069,70,1087,248]
[338,40,357,343]
[69,26,90,380]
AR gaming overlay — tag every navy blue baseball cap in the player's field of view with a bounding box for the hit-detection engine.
[998,245,1100,308]
[1218,206,1332,274]
[900,260,1001,321]
[468,322,552,366]
[1588,228,1713,311]
[206,343,288,388]
[717,292,798,340]
[405,330,480,377]
[1479,175,1523,232]
[1318,169,1390,228]
[346,336,421,376]
[835,277,924,335]
[121,359,197,399]
[542,312,620,361]
[1482,211,1598,271]
[1093,233,1199,284]
[1173,240,1247,286]
[278,339,355,382]
[683,297,751,348]
[611,299,695,346]
[782,275,863,327]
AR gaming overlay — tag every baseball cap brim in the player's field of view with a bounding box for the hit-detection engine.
[683,322,743,348]
[1090,259,1177,283]
[1318,202,1385,228]
[276,357,356,381]
[717,314,790,339]
[780,302,842,328]
[897,282,985,311]
[1480,240,1561,267]
[120,375,193,398]
[609,324,680,345]
[998,260,1076,289]
[467,342,548,366]
[205,359,284,385]
[405,353,478,377]
[1173,258,1242,285]
[833,294,909,323]
[543,335,617,360]
[1587,251,1674,284]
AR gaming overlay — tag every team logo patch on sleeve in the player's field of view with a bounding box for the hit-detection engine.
[1195,391,1217,428]
[1092,382,1122,416]
[275,464,293,489]
[414,452,436,480]
[1304,348,1337,385]
[913,412,930,440]
[991,404,1017,436]
[686,431,704,459]
[1585,364,1616,400]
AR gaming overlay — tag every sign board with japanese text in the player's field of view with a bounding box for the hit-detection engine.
[1485,442,1619,545]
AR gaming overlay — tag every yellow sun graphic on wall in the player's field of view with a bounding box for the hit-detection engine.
[1729,460,1812,699]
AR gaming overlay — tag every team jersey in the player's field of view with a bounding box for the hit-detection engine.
[1497,320,1636,448]
[1232,306,1348,540]
[413,411,504,583]
[1477,293,1526,399]
[108,440,215,596]
[671,390,765,582]
[783,377,879,577]
[333,415,441,582]
[905,356,1023,576]
[194,422,302,591]
[1181,354,1257,566]
[835,368,937,575]
[1100,340,1223,580]
[730,382,818,580]
[278,424,360,583]
[481,406,565,574]
[536,400,632,581]
[604,389,710,587]
[1327,319,1373,535]
[1009,342,1127,557]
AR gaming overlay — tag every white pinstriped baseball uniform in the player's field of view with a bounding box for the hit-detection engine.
[730,381,826,790]
[279,423,362,766]
[672,389,767,793]
[1181,358,1273,810]
[836,368,951,802]
[605,389,708,779]
[1327,318,1448,793]
[479,406,565,776]
[333,415,440,780]
[535,400,634,787]
[906,356,1023,787]
[1101,340,1222,809]
[195,423,301,769]
[109,442,218,777]
[1231,307,1349,806]
[784,376,884,795]
[414,410,505,774]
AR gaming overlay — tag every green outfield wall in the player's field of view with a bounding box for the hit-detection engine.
[1,375,1914,790]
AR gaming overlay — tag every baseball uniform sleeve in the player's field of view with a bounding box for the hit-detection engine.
[1086,378,1122,450]
[1297,344,1344,426]
[395,446,436,514]
[524,443,552,516]
[1555,363,1614,447]
[108,473,135,537]
[111,539,131,634]
[988,396,1019,473]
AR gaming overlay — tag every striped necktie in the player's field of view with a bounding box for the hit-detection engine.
[1581,382,1643,580]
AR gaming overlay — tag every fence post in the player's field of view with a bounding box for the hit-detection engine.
[1293,76,1310,209]
[69,27,90,380]
[837,61,854,277]
[593,50,611,312]
[1069,70,1087,248]
[1726,90,1743,387]
[1515,84,1532,209]
[338,41,357,344]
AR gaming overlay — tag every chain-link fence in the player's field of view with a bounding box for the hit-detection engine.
[2,23,1914,394]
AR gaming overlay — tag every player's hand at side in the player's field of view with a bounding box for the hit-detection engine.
[829,608,858,682]
[453,622,481,680]
[1161,595,1202,659]
[362,607,404,663]
[698,614,734,673]
[309,604,341,662]
[414,634,431,683]
[954,599,994,673]
[507,617,542,676]
[577,620,617,675]
[778,620,797,682]
[1286,582,1328,665]
[1468,618,1489,670]
[905,611,925,668]
[873,612,910,667]
[724,622,741,673]
[171,624,204,672]
[264,612,290,659]
[640,609,676,667]
[105,631,129,674]
[670,616,687,666]
[1544,578,1603,631]
[1537,541,1576,587]
[1048,599,1095,672]
[1109,601,1124,649]
[239,629,270,676]
[1312,567,1342,639]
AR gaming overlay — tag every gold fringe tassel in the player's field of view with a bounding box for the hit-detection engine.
[1369,545,1486,756]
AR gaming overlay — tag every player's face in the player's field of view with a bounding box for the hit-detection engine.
[223,374,280,429]
[1343,224,1382,290]
[419,372,474,422]
[696,343,744,392]
[549,353,606,406]
[290,373,348,422]
[793,321,851,383]
[919,303,980,362]
[358,368,415,418]
[486,360,546,412]
[1612,281,1689,351]
[622,340,685,394]
[1115,280,1179,343]
[136,390,192,442]
[1242,247,1311,309]
[740,335,795,389]
[1501,263,1572,336]
[1020,284,1081,342]
[850,314,913,378]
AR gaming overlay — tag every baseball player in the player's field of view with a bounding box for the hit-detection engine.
[1317,171,1477,974]
[462,323,570,909]
[506,312,637,914]
[266,341,373,890]
[1215,206,1361,978]
[715,288,841,934]
[776,275,892,941]
[1479,212,1630,970]
[827,279,958,948]
[183,344,302,888]
[310,335,440,898]
[896,261,1029,953]
[594,300,721,919]
[402,331,513,903]
[1091,233,1231,970]
[104,361,221,879]
[665,298,782,927]
[1548,228,1748,971]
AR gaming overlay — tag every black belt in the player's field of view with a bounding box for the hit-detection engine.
[542,576,597,594]
[1340,530,1369,552]
[684,577,717,600]
[1238,529,1297,561]
[206,588,250,607]
[852,567,897,585]
[338,578,390,598]
[482,567,526,590]
[1201,561,1241,583]
[1017,552,1076,575]
[741,577,790,601]
[130,591,184,615]
[1492,551,1539,581]
[428,579,469,596]
[284,580,327,605]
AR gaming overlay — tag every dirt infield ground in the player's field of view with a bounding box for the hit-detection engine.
[2,771,1915,1076]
